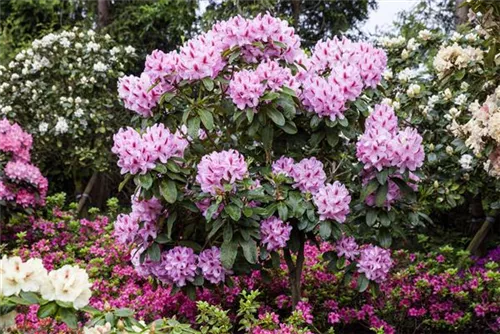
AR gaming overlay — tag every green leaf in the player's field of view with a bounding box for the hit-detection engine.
[220,240,239,269]
[207,219,225,240]
[378,228,392,248]
[281,86,297,97]
[187,116,200,139]
[240,239,257,264]
[202,78,214,91]
[118,174,132,192]
[193,275,205,286]
[37,302,58,318]
[137,173,153,190]
[55,301,73,308]
[375,183,389,207]
[279,121,298,134]
[357,274,370,292]
[223,224,233,242]
[205,202,220,221]
[160,180,177,204]
[261,125,274,150]
[147,243,161,262]
[224,204,241,221]
[277,202,288,221]
[246,109,255,123]
[366,210,378,227]
[20,291,39,304]
[266,107,286,126]
[156,233,171,244]
[392,177,416,202]
[198,109,214,131]
[376,169,390,185]
[167,211,177,239]
[319,221,332,239]
[361,180,379,201]
[114,308,134,318]
[160,92,176,104]
[58,307,78,329]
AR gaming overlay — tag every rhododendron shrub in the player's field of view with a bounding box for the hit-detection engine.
[376,4,500,252]
[113,14,422,306]
[0,28,137,192]
[0,119,48,218]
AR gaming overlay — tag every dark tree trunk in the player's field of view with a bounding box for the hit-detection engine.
[77,172,98,216]
[284,232,305,309]
[291,0,301,30]
[455,0,469,26]
[97,0,110,29]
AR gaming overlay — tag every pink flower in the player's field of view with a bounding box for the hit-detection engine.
[271,156,295,177]
[331,64,363,102]
[0,118,32,161]
[114,214,139,245]
[111,127,156,175]
[335,236,359,260]
[118,73,164,117]
[301,74,346,121]
[131,196,164,223]
[390,127,425,172]
[357,245,393,283]
[356,127,394,171]
[144,49,180,85]
[228,70,265,110]
[290,157,326,193]
[255,60,293,91]
[365,104,398,134]
[313,182,351,222]
[198,247,228,284]
[196,150,248,196]
[142,124,189,164]
[260,216,292,251]
[178,32,225,81]
[163,246,198,287]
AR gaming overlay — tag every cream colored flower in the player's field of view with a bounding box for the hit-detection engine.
[41,265,92,309]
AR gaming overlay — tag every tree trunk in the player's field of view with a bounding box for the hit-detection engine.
[291,0,301,30]
[467,217,495,255]
[97,0,110,29]
[77,172,98,216]
[284,232,305,309]
[455,0,469,26]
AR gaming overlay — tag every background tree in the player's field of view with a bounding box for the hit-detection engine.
[202,0,377,47]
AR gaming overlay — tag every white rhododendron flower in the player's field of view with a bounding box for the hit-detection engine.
[40,264,92,309]
[54,117,69,135]
[0,256,48,297]
[459,154,474,171]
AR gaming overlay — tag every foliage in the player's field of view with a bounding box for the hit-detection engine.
[0,28,137,193]
[0,0,91,63]
[103,0,197,56]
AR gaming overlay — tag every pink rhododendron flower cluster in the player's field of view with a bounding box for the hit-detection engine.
[312,181,351,223]
[118,14,385,121]
[260,216,292,251]
[118,14,302,117]
[356,104,424,172]
[197,246,229,284]
[196,149,248,196]
[335,235,359,260]
[130,245,229,287]
[0,118,32,161]
[117,73,165,118]
[0,119,47,208]
[163,246,198,287]
[113,196,164,246]
[289,157,326,193]
[112,124,188,175]
[356,245,393,283]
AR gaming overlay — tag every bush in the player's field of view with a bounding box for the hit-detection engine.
[0,27,137,193]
